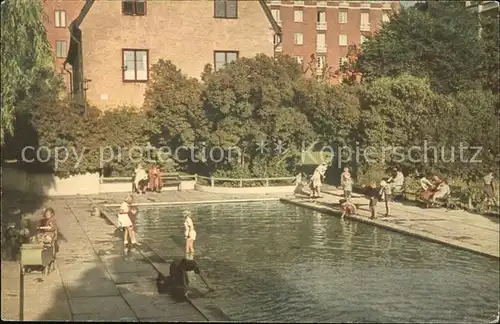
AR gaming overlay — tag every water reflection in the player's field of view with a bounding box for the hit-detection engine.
[136,202,500,323]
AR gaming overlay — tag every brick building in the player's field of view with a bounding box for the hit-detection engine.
[42,0,86,91]
[267,0,399,82]
[64,0,280,109]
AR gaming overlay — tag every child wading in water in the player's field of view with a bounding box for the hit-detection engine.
[340,198,357,220]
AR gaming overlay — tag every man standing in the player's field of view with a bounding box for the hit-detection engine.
[479,170,498,213]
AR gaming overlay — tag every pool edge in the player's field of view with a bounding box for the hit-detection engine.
[103,197,281,208]
[280,198,500,260]
[99,208,230,322]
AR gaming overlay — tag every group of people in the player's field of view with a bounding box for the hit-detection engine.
[419,174,451,207]
[133,164,163,194]
[117,194,204,298]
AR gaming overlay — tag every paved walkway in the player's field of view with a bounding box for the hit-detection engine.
[284,186,499,258]
[1,195,207,321]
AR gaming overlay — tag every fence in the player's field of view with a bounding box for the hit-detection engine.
[100,174,296,188]
[195,175,296,188]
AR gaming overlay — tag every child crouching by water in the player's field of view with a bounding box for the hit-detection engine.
[339,198,357,220]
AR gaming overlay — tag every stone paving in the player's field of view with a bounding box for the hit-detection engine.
[285,186,499,258]
[1,195,207,321]
[2,188,499,321]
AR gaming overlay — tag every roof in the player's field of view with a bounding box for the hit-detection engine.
[69,0,281,34]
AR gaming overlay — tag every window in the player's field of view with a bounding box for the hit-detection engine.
[123,49,149,82]
[360,12,370,30]
[55,10,66,28]
[382,12,390,23]
[339,56,349,68]
[294,33,303,45]
[122,0,146,16]
[55,40,67,58]
[272,9,280,23]
[316,33,326,50]
[338,11,347,24]
[316,55,326,70]
[360,35,367,44]
[317,11,326,23]
[339,34,347,46]
[214,51,238,71]
[214,0,238,19]
[295,56,303,65]
[273,34,281,45]
[294,10,303,22]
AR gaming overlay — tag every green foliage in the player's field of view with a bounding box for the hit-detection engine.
[200,54,316,176]
[1,0,59,145]
[357,4,485,93]
[143,60,207,147]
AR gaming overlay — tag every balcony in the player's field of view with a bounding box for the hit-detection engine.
[316,45,327,53]
[294,0,305,6]
[317,1,327,7]
[269,0,281,5]
[316,22,327,31]
[339,1,349,8]
[360,24,371,32]
[382,2,392,10]
[360,2,371,9]
[275,44,283,52]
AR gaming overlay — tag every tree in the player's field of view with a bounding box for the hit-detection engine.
[357,4,485,94]
[1,0,59,145]
[202,54,316,177]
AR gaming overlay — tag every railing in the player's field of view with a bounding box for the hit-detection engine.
[99,173,296,188]
[196,175,296,188]
[316,22,327,30]
[317,1,327,7]
[99,173,197,184]
[360,2,371,9]
[339,2,349,8]
[275,44,283,52]
[360,24,371,32]
[294,0,305,6]
[316,44,327,53]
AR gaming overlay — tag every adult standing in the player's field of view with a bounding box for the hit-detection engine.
[309,162,328,199]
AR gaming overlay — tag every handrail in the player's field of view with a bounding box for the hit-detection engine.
[99,173,296,188]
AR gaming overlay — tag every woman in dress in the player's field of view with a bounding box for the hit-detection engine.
[183,210,196,259]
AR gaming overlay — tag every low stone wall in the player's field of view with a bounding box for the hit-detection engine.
[2,166,100,196]
[195,183,295,194]
[2,167,197,196]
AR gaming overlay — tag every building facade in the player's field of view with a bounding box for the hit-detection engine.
[42,0,86,91]
[65,0,280,109]
[267,0,399,81]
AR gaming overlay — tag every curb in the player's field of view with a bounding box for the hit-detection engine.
[280,198,499,259]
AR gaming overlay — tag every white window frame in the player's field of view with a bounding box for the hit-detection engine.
[294,10,303,22]
[338,11,347,24]
[317,10,326,23]
[382,11,390,23]
[316,55,326,70]
[55,40,67,58]
[360,12,370,30]
[55,10,66,28]
[294,33,304,45]
[214,51,239,71]
[339,34,348,46]
[272,9,281,24]
[339,56,349,68]
[123,49,149,81]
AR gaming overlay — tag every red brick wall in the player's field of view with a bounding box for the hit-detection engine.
[42,0,86,91]
[270,1,400,83]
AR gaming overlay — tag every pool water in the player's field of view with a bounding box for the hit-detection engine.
[135,201,499,323]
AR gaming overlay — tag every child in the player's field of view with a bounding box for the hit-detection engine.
[364,181,380,219]
[380,179,392,217]
[340,198,357,220]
